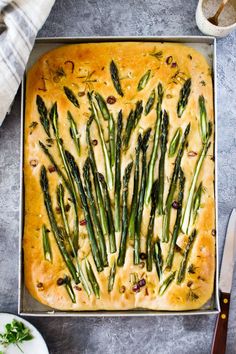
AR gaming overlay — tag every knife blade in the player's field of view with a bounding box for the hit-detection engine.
[211,208,236,354]
[219,208,236,293]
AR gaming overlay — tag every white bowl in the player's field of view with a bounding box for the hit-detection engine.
[0,313,49,354]
[196,0,236,37]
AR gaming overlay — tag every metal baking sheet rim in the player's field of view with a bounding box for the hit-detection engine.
[18,35,219,317]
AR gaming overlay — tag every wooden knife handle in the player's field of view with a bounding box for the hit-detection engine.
[211,292,230,354]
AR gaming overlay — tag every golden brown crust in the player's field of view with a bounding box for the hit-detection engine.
[24,42,215,311]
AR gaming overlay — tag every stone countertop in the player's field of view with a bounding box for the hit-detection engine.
[0,0,236,353]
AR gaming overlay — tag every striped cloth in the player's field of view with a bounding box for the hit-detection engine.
[0,0,55,125]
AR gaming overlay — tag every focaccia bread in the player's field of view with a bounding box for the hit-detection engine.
[24,42,215,311]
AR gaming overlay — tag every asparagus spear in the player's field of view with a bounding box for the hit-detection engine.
[56,183,91,295]
[166,168,185,269]
[154,242,163,281]
[144,83,163,205]
[133,100,143,127]
[49,103,79,250]
[95,92,110,120]
[88,92,113,190]
[39,141,71,195]
[117,161,133,266]
[123,109,135,148]
[159,271,176,295]
[162,123,191,242]
[192,182,203,224]
[146,180,159,271]
[177,229,197,284]
[108,113,115,167]
[95,92,115,166]
[85,259,100,299]
[49,104,75,192]
[39,140,79,252]
[57,184,70,237]
[128,134,142,240]
[65,150,103,272]
[114,110,123,232]
[108,261,116,293]
[137,69,151,91]
[134,128,151,264]
[181,102,211,235]
[98,173,116,253]
[86,116,109,236]
[157,110,169,215]
[40,166,79,283]
[36,95,50,137]
[181,141,211,234]
[42,225,52,262]
[199,95,209,144]
[67,111,80,156]
[123,101,143,149]
[177,78,191,117]
[63,86,80,108]
[64,276,76,303]
[145,89,155,116]
[110,60,124,97]
[168,128,182,157]
[83,158,108,267]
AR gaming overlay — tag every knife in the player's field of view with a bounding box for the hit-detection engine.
[211,208,236,354]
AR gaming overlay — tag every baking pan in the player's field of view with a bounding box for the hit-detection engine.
[18,36,219,316]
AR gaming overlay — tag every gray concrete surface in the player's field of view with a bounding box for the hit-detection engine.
[0,0,236,353]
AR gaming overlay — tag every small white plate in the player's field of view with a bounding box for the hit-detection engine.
[0,313,49,354]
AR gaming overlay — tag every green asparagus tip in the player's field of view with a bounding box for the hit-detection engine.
[85,259,100,299]
[177,78,191,118]
[137,69,151,91]
[108,261,116,293]
[64,276,76,303]
[157,82,164,103]
[110,60,124,97]
[49,102,58,135]
[95,92,110,120]
[168,127,182,158]
[141,128,152,152]
[198,95,209,144]
[64,86,80,108]
[42,224,52,262]
[145,89,156,115]
[154,242,163,281]
[177,229,197,284]
[159,271,176,295]
[36,94,51,137]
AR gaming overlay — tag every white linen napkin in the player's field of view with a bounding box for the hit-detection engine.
[0,0,55,126]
